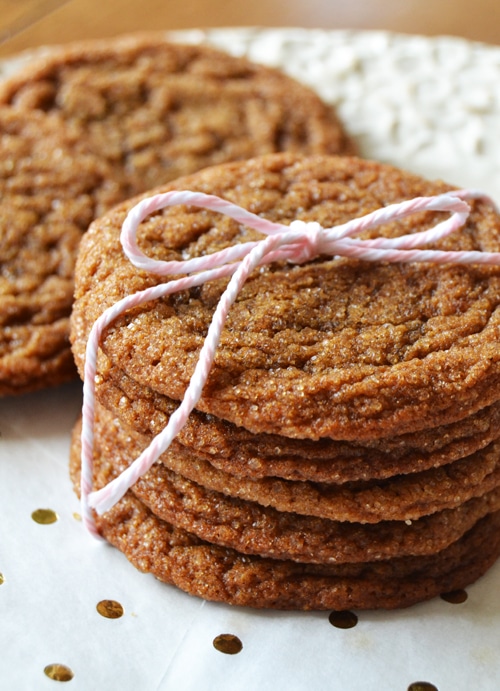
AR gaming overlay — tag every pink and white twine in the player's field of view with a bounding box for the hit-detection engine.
[80,187,499,537]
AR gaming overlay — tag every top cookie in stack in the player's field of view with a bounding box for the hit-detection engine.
[0,33,354,396]
[69,153,500,610]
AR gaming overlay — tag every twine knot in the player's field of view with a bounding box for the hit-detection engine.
[286,220,325,264]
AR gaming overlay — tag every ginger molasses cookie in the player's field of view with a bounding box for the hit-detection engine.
[0,106,122,395]
[77,400,500,525]
[70,452,500,610]
[71,153,500,440]
[0,36,354,396]
[69,409,500,565]
[97,352,500,483]
[0,33,354,198]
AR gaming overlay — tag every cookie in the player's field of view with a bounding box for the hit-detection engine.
[71,400,500,610]
[0,33,354,199]
[74,477,500,610]
[70,408,500,565]
[70,153,500,441]
[97,352,500,483]
[79,400,500,524]
[0,38,354,396]
[0,106,123,395]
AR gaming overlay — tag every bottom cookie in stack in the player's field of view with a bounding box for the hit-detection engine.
[69,401,500,610]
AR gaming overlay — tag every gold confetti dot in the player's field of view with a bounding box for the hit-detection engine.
[440,589,468,604]
[213,633,243,655]
[43,664,74,682]
[96,599,124,619]
[408,683,438,691]
[0,573,4,585]
[328,610,358,629]
[31,508,58,525]
[72,512,82,522]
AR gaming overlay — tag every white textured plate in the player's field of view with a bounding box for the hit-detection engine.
[1,27,500,691]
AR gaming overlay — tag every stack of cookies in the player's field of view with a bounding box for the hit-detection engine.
[0,33,352,395]
[69,153,500,610]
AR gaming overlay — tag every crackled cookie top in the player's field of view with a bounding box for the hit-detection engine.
[0,33,354,198]
[0,34,354,396]
[71,153,500,439]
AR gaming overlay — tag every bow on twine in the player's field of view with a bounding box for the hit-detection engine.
[80,187,499,538]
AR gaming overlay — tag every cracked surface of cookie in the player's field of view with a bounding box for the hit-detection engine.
[0,33,354,199]
[1,35,353,395]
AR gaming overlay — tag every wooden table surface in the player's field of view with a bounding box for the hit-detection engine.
[0,0,498,58]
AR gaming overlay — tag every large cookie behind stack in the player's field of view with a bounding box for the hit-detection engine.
[70,153,500,609]
[0,33,353,396]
